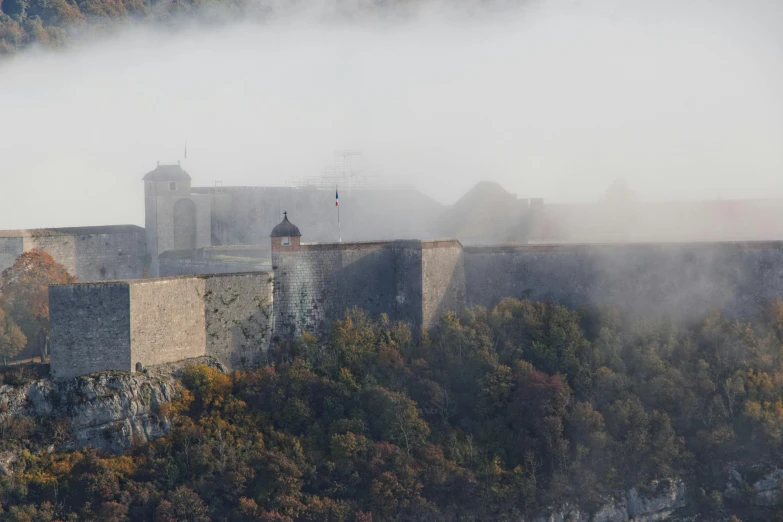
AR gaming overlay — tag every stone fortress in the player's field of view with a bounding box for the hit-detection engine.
[50,213,783,380]
[4,163,783,379]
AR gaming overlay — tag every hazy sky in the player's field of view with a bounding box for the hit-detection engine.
[1,0,781,229]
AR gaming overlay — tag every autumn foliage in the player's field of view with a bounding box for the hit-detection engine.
[4,300,783,519]
[0,248,76,359]
[0,305,26,363]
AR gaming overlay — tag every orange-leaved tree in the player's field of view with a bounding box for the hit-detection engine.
[0,249,76,361]
[0,305,26,365]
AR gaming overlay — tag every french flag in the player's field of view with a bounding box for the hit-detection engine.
[335,188,339,207]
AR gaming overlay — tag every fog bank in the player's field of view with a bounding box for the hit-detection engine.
[1,0,781,229]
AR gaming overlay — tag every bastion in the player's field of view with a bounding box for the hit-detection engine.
[49,213,783,380]
[49,272,273,381]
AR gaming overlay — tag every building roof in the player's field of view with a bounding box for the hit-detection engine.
[143,164,191,181]
[0,225,144,238]
[270,212,302,237]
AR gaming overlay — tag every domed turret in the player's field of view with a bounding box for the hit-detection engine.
[271,212,301,251]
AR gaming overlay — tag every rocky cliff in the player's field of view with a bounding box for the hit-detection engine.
[532,479,690,522]
[0,357,220,469]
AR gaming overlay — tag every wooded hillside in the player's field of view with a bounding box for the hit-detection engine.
[3,299,783,520]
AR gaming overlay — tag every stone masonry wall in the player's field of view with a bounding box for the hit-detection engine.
[159,257,270,277]
[50,273,275,379]
[0,236,24,274]
[27,235,77,275]
[272,244,389,338]
[49,283,132,380]
[272,241,425,340]
[204,273,274,370]
[421,241,466,329]
[129,278,207,369]
[463,242,783,322]
[70,231,147,280]
[391,242,423,329]
[1,227,147,282]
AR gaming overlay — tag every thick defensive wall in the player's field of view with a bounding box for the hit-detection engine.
[49,272,273,380]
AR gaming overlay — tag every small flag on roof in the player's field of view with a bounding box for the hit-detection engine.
[336,187,339,207]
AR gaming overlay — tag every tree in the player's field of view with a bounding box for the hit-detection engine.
[0,306,27,365]
[0,249,76,361]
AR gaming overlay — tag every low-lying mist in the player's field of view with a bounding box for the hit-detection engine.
[0,0,781,230]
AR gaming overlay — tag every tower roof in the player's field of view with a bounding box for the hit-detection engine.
[271,212,302,237]
[143,163,191,181]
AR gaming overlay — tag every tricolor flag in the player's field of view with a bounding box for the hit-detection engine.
[335,188,339,207]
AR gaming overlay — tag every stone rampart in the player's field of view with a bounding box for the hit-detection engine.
[49,272,274,379]
[49,237,783,380]
[0,226,147,281]
[0,236,24,275]
[421,241,466,329]
[272,242,401,338]
[50,283,132,380]
[159,257,270,277]
[463,241,783,322]
[272,240,462,338]
[205,273,274,369]
[129,277,207,368]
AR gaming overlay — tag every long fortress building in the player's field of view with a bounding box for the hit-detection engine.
[4,163,783,379]
[50,211,783,380]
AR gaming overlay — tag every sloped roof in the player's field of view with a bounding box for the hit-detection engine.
[270,213,302,237]
[143,164,191,181]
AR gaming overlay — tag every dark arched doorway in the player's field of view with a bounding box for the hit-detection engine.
[173,198,197,250]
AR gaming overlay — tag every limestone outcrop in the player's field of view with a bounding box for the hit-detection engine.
[725,465,783,508]
[0,358,219,460]
[532,479,688,522]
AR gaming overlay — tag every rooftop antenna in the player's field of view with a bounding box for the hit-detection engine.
[334,150,362,193]
[336,185,341,243]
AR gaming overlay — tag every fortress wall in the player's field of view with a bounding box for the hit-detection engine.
[72,231,147,280]
[2,228,146,282]
[272,243,398,338]
[272,248,340,338]
[204,273,274,370]
[202,186,443,247]
[0,236,24,274]
[463,242,783,321]
[27,235,77,275]
[421,241,466,329]
[129,278,207,369]
[191,194,213,249]
[49,283,132,380]
[159,257,269,277]
[150,195,185,255]
[272,241,435,339]
[391,242,424,329]
[50,273,275,379]
[201,245,270,261]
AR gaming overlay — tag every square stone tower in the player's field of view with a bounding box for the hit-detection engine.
[143,163,200,275]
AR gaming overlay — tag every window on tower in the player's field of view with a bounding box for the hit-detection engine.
[169,182,177,191]
[282,236,290,246]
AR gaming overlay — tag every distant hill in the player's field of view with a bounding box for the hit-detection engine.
[0,0,420,54]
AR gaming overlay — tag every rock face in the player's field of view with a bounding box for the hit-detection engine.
[0,358,219,456]
[532,479,688,522]
[726,466,783,507]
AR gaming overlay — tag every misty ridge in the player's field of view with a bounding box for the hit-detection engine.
[1,0,782,235]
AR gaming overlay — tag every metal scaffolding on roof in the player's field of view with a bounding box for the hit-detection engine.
[286,150,415,191]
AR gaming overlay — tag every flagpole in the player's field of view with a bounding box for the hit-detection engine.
[337,185,342,243]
